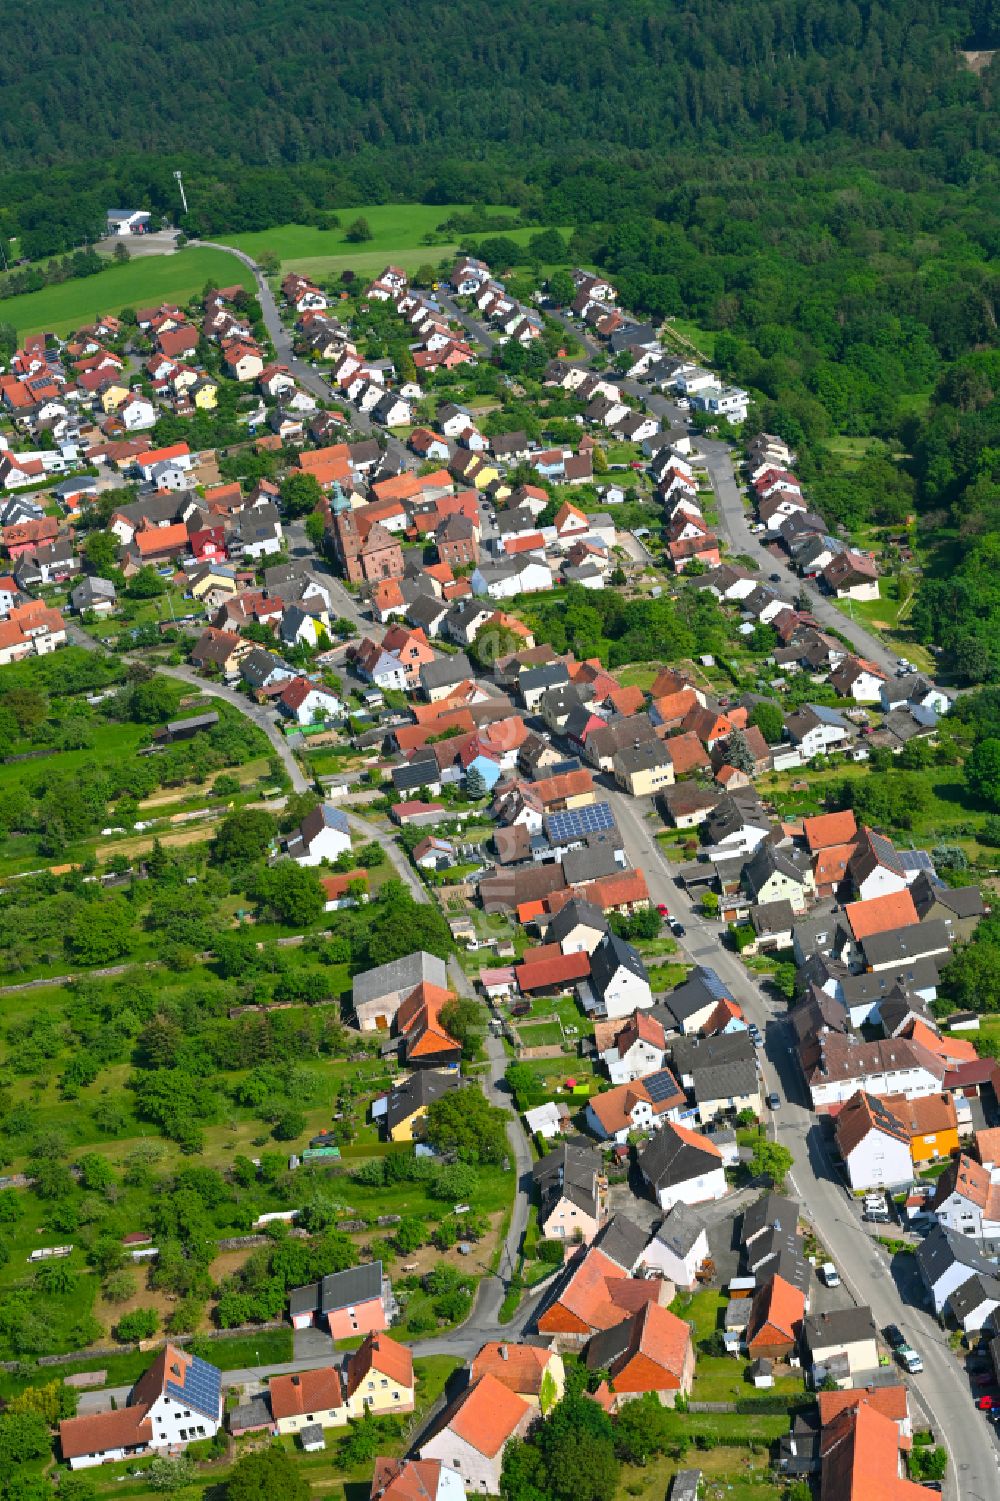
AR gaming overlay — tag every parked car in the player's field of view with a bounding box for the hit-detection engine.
[767,1092,781,1110]
[883,1324,906,1349]
[972,1371,996,1389]
[671,922,686,937]
[656,903,669,916]
[976,1395,995,1410]
[769,572,782,583]
[896,1345,923,1374]
[820,1262,840,1288]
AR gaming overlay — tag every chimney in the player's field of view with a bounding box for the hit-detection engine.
[292,1375,301,1387]
[499,1345,508,1361]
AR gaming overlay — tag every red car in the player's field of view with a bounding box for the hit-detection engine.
[656,903,669,917]
[977,1395,995,1411]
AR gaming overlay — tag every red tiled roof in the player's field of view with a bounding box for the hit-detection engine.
[433,1372,529,1457]
[844,889,919,941]
[270,1366,343,1419]
[347,1332,413,1395]
[59,1405,153,1461]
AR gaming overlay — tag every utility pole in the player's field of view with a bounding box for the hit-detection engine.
[174,170,189,217]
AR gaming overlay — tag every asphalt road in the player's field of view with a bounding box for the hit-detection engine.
[606,787,999,1499]
[697,439,903,677]
[195,239,413,476]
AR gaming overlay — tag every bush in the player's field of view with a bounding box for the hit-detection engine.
[537,1240,565,1265]
[115,1307,159,1341]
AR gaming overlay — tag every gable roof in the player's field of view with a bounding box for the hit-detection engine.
[803,809,858,852]
[428,1372,528,1457]
[59,1405,154,1462]
[270,1366,343,1419]
[834,1091,908,1159]
[470,1342,554,1397]
[747,1273,805,1344]
[844,889,919,941]
[638,1120,722,1189]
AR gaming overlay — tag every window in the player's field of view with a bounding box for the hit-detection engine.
[380,1378,388,1388]
[364,1395,373,1407]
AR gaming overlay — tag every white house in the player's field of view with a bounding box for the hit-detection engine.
[579,932,652,1020]
[803,1034,946,1112]
[419,1373,531,1495]
[600,1011,670,1084]
[278,679,345,726]
[58,1345,221,1470]
[915,1225,998,1315]
[930,1153,1000,1253]
[120,395,157,431]
[833,1091,913,1191]
[286,803,352,866]
[638,1203,710,1291]
[638,1122,728,1212]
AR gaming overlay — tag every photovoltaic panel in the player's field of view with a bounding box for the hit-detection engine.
[545,801,616,843]
[644,1069,680,1102]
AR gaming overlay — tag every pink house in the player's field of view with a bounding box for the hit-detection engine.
[288,1259,392,1340]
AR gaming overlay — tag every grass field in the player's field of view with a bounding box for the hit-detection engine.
[216,204,573,280]
[3,248,255,337]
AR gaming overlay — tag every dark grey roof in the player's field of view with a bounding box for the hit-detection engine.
[660,966,732,1025]
[319,1259,383,1313]
[653,1202,706,1259]
[588,931,648,1000]
[592,1214,648,1273]
[614,739,673,775]
[391,757,440,792]
[419,653,472,690]
[561,838,621,887]
[228,1395,273,1431]
[743,842,807,897]
[746,1224,804,1273]
[788,988,848,1042]
[840,958,941,1004]
[671,1028,754,1081]
[802,1306,878,1353]
[910,871,985,922]
[750,899,796,938]
[949,1272,1000,1325]
[585,1315,634,1371]
[520,661,571,694]
[547,898,607,946]
[406,594,448,629]
[915,1225,995,1289]
[741,1194,800,1247]
[691,1057,760,1105]
[384,1069,459,1131]
[639,1126,721,1190]
[861,919,951,969]
[533,1138,601,1220]
[704,793,769,844]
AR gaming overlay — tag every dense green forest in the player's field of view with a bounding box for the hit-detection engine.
[1,0,998,680]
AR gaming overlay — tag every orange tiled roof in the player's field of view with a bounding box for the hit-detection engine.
[748,1273,805,1344]
[270,1366,343,1419]
[471,1342,553,1397]
[434,1372,529,1457]
[844,889,919,941]
[803,810,858,852]
[347,1332,413,1394]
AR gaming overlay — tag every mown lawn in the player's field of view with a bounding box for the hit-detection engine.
[3,248,254,336]
[617,1449,778,1501]
[217,205,573,280]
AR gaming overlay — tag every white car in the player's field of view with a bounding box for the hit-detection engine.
[820,1262,840,1288]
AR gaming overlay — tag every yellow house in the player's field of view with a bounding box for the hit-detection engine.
[382,1068,459,1143]
[470,461,500,491]
[470,1342,565,1414]
[189,566,237,603]
[193,379,218,410]
[100,381,130,413]
[883,1092,960,1165]
[270,1367,345,1435]
[345,1332,414,1417]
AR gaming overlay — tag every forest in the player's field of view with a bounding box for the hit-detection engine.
[0,1,997,682]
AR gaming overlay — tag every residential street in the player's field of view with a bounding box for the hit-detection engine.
[196,239,414,477]
[697,439,902,677]
[606,788,999,1499]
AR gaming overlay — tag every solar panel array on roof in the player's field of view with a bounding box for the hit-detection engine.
[644,1069,681,1103]
[898,849,934,873]
[165,1353,220,1422]
[696,966,729,1001]
[545,801,616,843]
